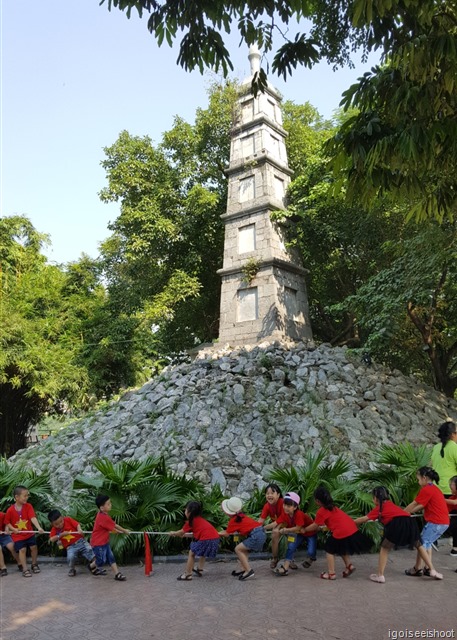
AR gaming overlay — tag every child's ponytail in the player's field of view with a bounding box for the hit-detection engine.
[372,486,389,522]
[314,487,334,510]
[418,466,440,485]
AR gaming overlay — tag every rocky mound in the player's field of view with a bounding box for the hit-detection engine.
[11,342,457,504]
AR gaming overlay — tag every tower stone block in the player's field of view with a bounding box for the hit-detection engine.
[218,48,313,346]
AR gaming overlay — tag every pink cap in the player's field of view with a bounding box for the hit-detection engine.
[284,492,300,506]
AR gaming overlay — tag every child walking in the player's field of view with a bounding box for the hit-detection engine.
[90,495,130,581]
[270,491,316,576]
[0,510,21,576]
[354,486,442,583]
[220,497,266,581]
[404,467,449,579]
[48,509,97,576]
[4,485,44,577]
[258,484,284,569]
[169,500,220,581]
[302,487,371,580]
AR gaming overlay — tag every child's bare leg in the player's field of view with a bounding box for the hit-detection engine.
[326,552,335,574]
[185,550,195,575]
[196,556,206,571]
[6,542,19,565]
[18,548,27,570]
[271,529,280,559]
[377,546,389,576]
[30,545,39,566]
[235,544,251,572]
[0,548,5,570]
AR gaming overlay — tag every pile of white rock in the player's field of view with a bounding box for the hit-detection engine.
[10,342,457,504]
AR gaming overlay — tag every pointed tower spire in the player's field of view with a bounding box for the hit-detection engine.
[217,49,313,346]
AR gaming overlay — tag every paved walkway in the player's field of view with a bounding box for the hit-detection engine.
[1,547,456,640]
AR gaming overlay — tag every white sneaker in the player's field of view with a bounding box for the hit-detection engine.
[369,574,385,583]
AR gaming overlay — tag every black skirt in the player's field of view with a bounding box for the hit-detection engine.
[324,530,372,556]
[382,516,421,548]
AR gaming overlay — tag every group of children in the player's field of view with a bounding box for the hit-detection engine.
[1,466,456,584]
[0,486,127,580]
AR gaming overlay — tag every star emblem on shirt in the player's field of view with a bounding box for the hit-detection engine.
[62,534,75,542]
[16,519,28,530]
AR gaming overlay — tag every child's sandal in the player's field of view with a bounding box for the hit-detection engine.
[269,557,279,569]
[22,570,32,578]
[31,564,41,574]
[404,566,423,577]
[289,561,298,570]
[320,571,336,580]
[177,573,192,581]
[192,568,203,577]
[342,564,355,578]
[273,565,288,577]
[114,572,126,581]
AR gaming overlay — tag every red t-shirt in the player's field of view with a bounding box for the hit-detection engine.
[446,495,457,513]
[183,516,219,540]
[260,498,284,522]
[415,484,450,525]
[226,514,262,536]
[90,511,117,547]
[314,506,358,539]
[366,501,410,525]
[276,509,315,537]
[49,517,83,548]
[4,503,37,542]
[0,512,5,533]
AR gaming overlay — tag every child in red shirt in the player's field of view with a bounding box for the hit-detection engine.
[270,491,316,576]
[303,486,371,580]
[220,496,266,581]
[355,486,438,583]
[404,467,449,579]
[90,495,130,581]
[0,511,21,576]
[4,485,44,577]
[48,509,97,577]
[169,500,220,581]
[258,484,284,569]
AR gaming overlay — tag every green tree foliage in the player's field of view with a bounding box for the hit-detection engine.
[329,1,457,223]
[349,223,457,396]
[99,82,237,353]
[0,217,89,454]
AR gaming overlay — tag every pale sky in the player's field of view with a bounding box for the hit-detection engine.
[1,0,379,265]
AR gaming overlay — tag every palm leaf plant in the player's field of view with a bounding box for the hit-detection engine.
[71,456,210,561]
[355,443,432,508]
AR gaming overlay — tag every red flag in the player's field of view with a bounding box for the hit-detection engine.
[144,532,153,576]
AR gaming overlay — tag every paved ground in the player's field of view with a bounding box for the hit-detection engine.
[1,546,456,640]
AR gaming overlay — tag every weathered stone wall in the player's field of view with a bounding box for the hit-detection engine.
[10,342,457,505]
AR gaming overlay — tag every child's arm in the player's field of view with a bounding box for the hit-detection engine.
[168,528,186,538]
[113,524,130,534]
[301,523,319,535]
[76,524,84,535]
[445,497,457,507]
[263,521,278,531]
[218,529,230,537]
[354,516,370,525]
[31,517,45,534]
[404,501,423,514]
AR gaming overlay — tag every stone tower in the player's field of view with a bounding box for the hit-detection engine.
[217,47,313,346]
